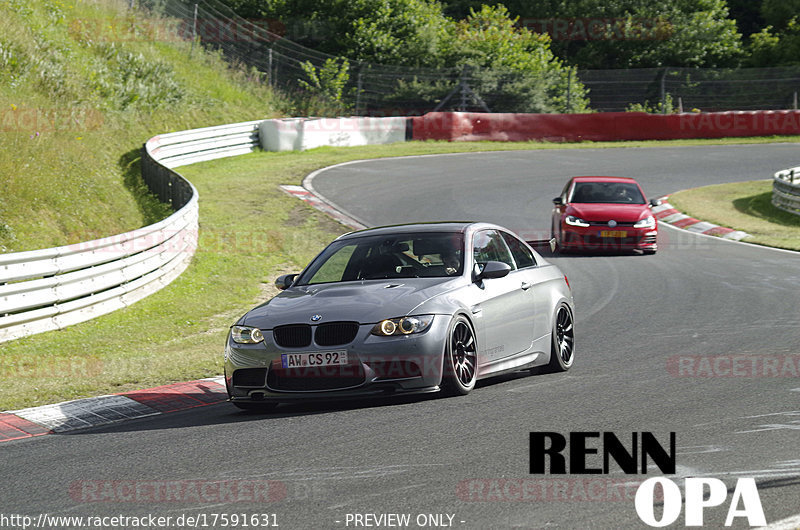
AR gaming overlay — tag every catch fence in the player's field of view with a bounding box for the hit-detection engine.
[140,0,800,115]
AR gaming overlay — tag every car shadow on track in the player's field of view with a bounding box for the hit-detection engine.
[57,371,560,436]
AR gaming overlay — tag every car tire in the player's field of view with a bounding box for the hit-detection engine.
[441,315,478,396]
[551,227,561,253]
[541,303,575,373]
[642,249,657,255]
[232,401,278,412]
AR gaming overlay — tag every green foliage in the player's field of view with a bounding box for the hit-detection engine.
[443,5,589,112]
[626,93,675,113]
[238,0,585,112]
[88,43,186,110]
[449,0,744,69]
[299,57,351,108]
[342,0,451,66]
[745,18,800,66]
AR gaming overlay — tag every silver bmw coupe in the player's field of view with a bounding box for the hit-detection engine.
[224,222,575,410]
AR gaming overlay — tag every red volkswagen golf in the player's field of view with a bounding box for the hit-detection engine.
[551,176,659,254]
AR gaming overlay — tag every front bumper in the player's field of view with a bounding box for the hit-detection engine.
[224,316,449,403]
[560,226,657,251]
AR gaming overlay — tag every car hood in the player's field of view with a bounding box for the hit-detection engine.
[567,203,650,223]
[241,278,462,328]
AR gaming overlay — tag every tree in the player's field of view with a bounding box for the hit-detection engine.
[761,0,800,30]
[235,0,450,67]
[745,18,800,66]
[442,5,588,112]
[452,0,745,69]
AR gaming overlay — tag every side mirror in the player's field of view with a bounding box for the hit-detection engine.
[649,198,661,207]
[473,261,511,282]
[275,273,298,290]
[552,197,564,206]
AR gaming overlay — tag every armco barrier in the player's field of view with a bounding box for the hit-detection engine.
[772,166,800,215]
[411,111,800,142]
[0,120,262,343]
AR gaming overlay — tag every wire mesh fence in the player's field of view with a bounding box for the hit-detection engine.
[137,0,800,115]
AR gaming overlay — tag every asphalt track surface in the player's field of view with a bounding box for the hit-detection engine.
[3,143,800,529]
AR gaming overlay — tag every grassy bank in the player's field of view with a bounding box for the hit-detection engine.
[669,180,800,251]
[0,0,283,252]
[3,137,800,409]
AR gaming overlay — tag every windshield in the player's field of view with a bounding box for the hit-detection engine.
[296,232,465,285]
[570,182,645,204]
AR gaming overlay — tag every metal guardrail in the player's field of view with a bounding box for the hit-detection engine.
[772,166,800,215]
[0,120,263,343]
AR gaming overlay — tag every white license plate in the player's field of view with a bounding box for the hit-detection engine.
[281,351,348,368]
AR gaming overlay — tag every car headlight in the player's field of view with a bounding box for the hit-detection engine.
[230,325,264,344]
[565,215,590,227]
[371,315,434,336]
[634,215,656,229]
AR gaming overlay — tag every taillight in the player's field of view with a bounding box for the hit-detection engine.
[564,275,570,289]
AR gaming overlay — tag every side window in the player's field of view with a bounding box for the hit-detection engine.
[472,230,515,270]
[501,231,536,269]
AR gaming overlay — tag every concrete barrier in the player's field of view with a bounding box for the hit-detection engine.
[260,117,408,151]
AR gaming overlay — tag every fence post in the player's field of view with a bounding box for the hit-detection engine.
[459,65,469,112]
[660,69,667,114]
[268,48,273,87]
[566,69,572,112]
[355,64,364,116]
[190,4,198,57]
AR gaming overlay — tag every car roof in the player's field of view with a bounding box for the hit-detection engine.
[571,175,640,184]
[336,222,500,240]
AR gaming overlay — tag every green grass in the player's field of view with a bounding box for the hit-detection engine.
[3,137,800,410]
[0,0,284,252]
[669,180,800,251]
